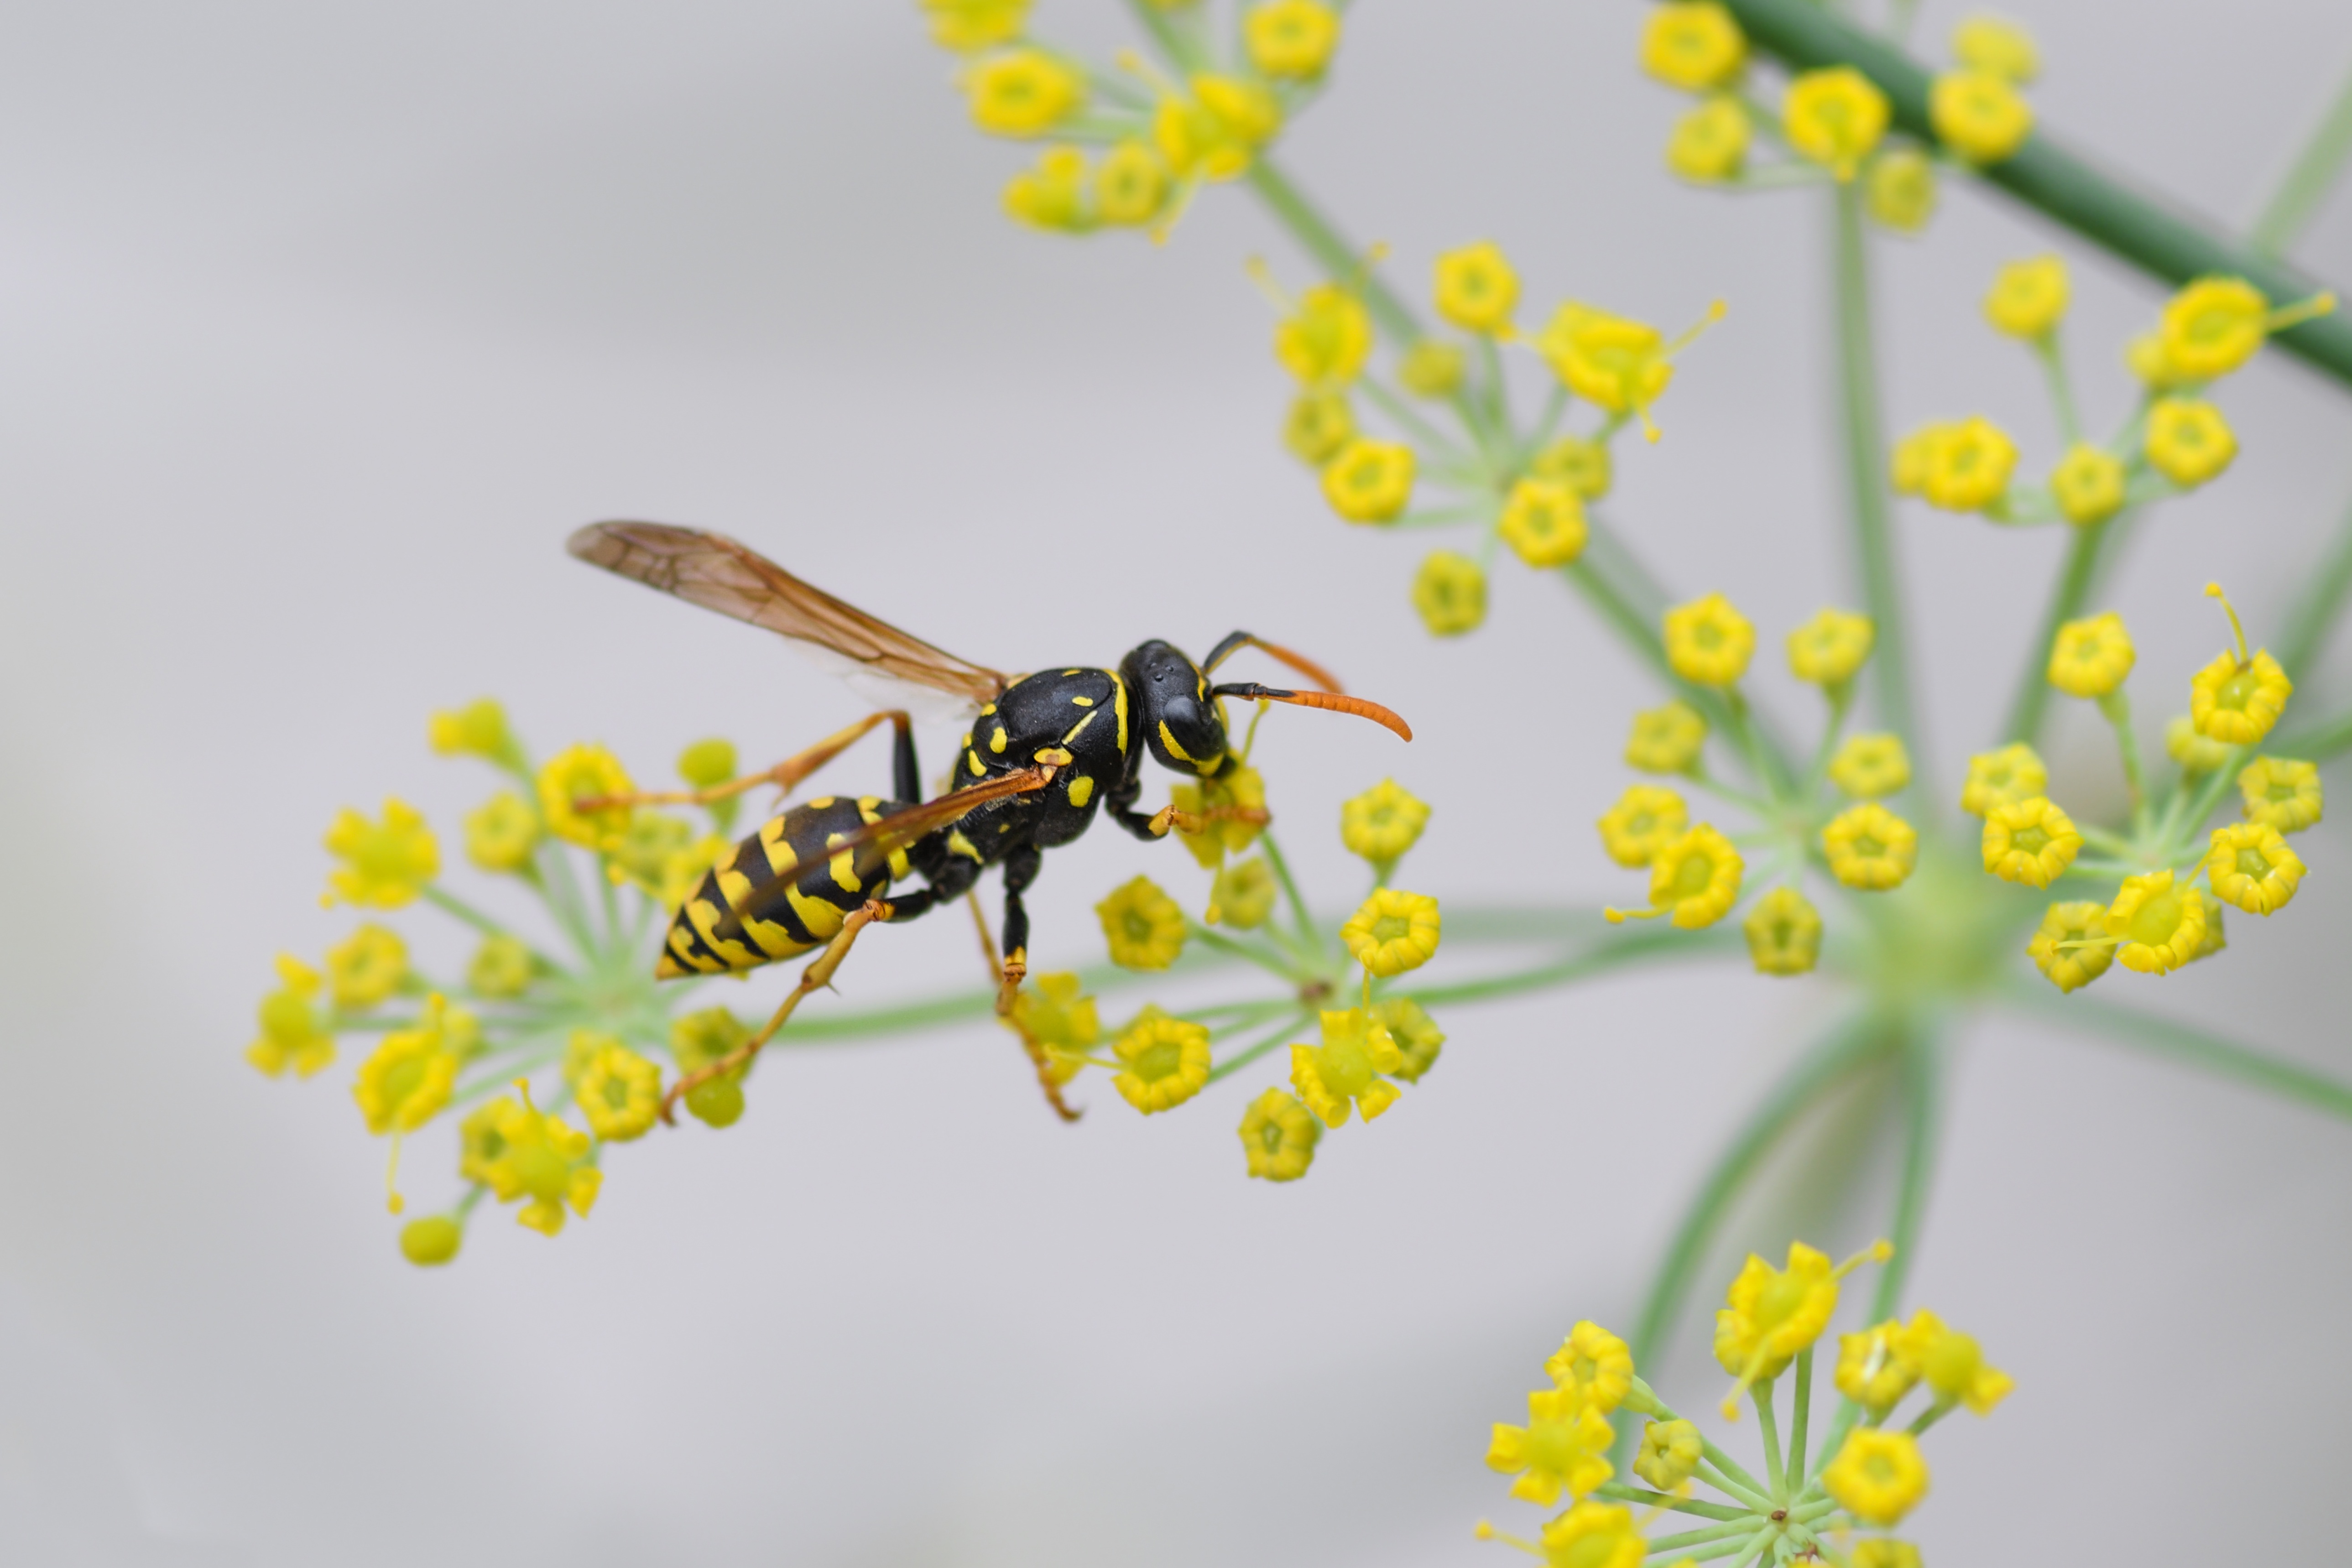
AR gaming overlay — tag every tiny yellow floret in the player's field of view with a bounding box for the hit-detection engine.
[1895,1308,2015,1414]
[1931,69,2033,163]
[1003,146,1091,232]
[2238,756,2322,833]
[247,954,336,1078]
[353,996,458,1136]
[1531,434,1613,500]
[1834,1321,1920,1411]
[2190,592,2291,746]
[1667,96,1750,183]
[1787,608,1875,687]
[1664,593,1756,686]
[919,0,1030,54]
[1289,1006,1406,1126]
[399,1216,462,1266]
[1545,1321,1636,1413]
[1715,1241,1875,1415]
[2206,822,2305,915]
[1743,886,1822,976]
[1341,778,1432,863]
[1412,552,1486,637]
[1823,1429,1930,1526]
[2144,398,2237,488]
[2166,714,2233,776]
[1096,139,1169,227]
[1853,1542,1924,1568]
[1535,1503,1646,1568]
[2046,612,2134,699]
[2050,443,2127,526]
[467,932,534,1000]
[1981,795,2081,888]
[1433,241,1520,334]
[428,698,517,763]
[1321,438,1415,523]
[1919,417,2017,511]
[539,744,635,854]
[1983,255,2068,339]
[1784,67,1889,181]
[1537,301,1721,441]
[1630,824,1743,929]
[1953,15,2040,80]
[1497,477,1589,568]
[1829,733,1911,799]
[326,922,409,1010]
[2160,277,2335,380]
[1244,0,1341,80]
[1209,858,1278,929]
[577,1042,663,1142]
[1283,391,1355,464]
[1278,282,1373,386]
[1156,73,1281,183]
[966,49,1085,139]
[1238,1087,1321,1180]
[1626,702,1707,773]
[324,797,440,909]
[1112,1009,1212,1114]
[2105,870,2209,974]
[1865,146,1938,232]
[1373,997,1445,1083]
[1823,803,1919,891]
[1486,1389,1615,1506]
[2028,900,2114,993]
[1096,876,1187,970]
[1641,2,1745,92]
[1340,889,1442,976]
[1598,785,1690,869]
[1960,742,2048,815]
[1633,1419,1704,1491]
[1398,339,1465,398]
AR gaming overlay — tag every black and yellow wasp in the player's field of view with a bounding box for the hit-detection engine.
[566,521,1411,1119]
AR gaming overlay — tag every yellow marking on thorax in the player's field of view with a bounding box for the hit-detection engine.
[990,725,1007,754]
[858,797,883,823]
[1111,673,1130,752]
[1059,708,1098,746]
[1157,721,1195,764]
[809,796,834,810]
[1063,668,1082,676]
[948,830,982,862]
[824,833,862,895]
[981,703,997,716]
[1068,775,1095,807]
[1033,746,1073,767]
[967,751,986,777]
[1070,694,1094,707]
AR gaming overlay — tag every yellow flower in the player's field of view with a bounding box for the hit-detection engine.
[399,1217,462,1267]
[2145,397,2237,487]
[353,996,458,1136]
[1919,416,2016,511]
[1283,391,1355,464]
[1787,608,1875,688]
[2028,900,2115,993]
[1640,2,1745,92]
[1373,997,1445,1083]
[460,791,539,875]
[1398,339,1465,397]
[2239,756,2323,833]
[428,698,518,764]
[326,922,408,1010]
[1341,778,1431,863]
[247,954,335,1078]
[1715,1242,1880,1414]
[1003,146,1091,232]
[1633,1419,1703,1491]
[1865,146,1938,232]
[1244,0,1341,79]
[1667,96,1750,182]
[1155,74,1280,182]
[472,1086,602,1236]
[1664,593,1755,686]
[606,808,695,896]
[1209,858,1278,928]
[1433,241,1519,334]
[2159,277,2337,380]
[1545,1322,1635,1413]
[966,49,1085,138]
[1497,478,1589,568]
[919,0,1029,53]
[1743,886,1822,977]
[1534,1503,1645,1568]
[1340,889,1442,976]
[2046,611,2134,699]
[2206,822,2305,915]
[1630,824,1743,929]
[1784,67,1889,180]
[1278,282,1374,385]
[1111,1009,1211,1115]
[576,1042,663,1143]
[1412,552,1486,636]
[1096,875,1187,970]
[1096,139,1169,226]
[1290,1006,1406,1126]
[1853,1541,1924,1568]
[1829,733,1911,799]
[1823,1429,1930,1526]
[1530,433,1613,500]
[1536,301,1721,441]
[1889,421,1950,496]
[2166,713,2233,776]
[1823,802,1919,891]
[2050,443,2127,526]
[1626,701,1707,773]
[1960,742,2047,815]
[669,1009,754,1124]
[1322,438,1414,522]
[2190,649,2290,747]
[538,744,635,854]
[1983,254,2067,339]
[1238,1087,1320,1181]
[2190,886,2228,964]
[1009,972,1100,1084]
[323,798,439,908]
[1981,796,2081,889]
[1931,69,2033,163]
[1169,765,1267,867]
[1834,1321,1920,1411]
[1597,785,1690,869]
[1954,15,2039,81]
[1486,1389,1614,1506]
[1894,1308,2015,1415]
[467,932,534,1000]
[2104,870,2209,974]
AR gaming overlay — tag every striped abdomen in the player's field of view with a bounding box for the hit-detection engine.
[655,795,914,979]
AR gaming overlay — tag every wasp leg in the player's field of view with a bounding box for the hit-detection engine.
[994,843,1043,1017]
[578,711,913,813]
[972,888,1081,1123]
[659,896,889,1125]
[1146,803,1272,839]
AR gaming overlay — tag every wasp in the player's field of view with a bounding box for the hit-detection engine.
[566,521,1412,1120]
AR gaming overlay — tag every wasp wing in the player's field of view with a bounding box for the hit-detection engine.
[830,766,1059,869]
[568,521,1013,723]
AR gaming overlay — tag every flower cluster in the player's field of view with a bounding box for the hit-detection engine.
[1598,597,1915,977]
[921,0,1343,240]
[1991,586,2320,990]
[1643,4,2038,220]
[1259,238,1720,637]
[1893,256,2333,526]
[1477,1240,2003,1566]
[1055,766,1450,1183]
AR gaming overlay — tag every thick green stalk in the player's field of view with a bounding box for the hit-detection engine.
[1244,156,1421,344]
[1869,1027,1941,1323]
[2001,517,2114,745]
[2007,986,2352,1121]
[1403,927,1741,1009]
[1712,0,2352,389]
[2250,57,2352,258]
[2277,484,2352,680]
[1787,1348,1813,1487]
[1829,184,1922,771]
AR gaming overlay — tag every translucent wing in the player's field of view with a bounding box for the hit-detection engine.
[831,767,1059,865]
[568,521,1012,723]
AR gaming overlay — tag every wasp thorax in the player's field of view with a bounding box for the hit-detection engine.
[1121,639,1230,777]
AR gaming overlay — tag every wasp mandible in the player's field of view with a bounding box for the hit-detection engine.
[566,522,1412,1121]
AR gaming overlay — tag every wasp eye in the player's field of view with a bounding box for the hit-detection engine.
[1162,695,1199,729]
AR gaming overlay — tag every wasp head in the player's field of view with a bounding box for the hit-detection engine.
[1121,640,1232,779]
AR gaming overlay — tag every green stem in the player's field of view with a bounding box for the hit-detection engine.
[2008,985,2352,1120]
[2279,484,2352,679]
[1692,1460,1775,1514]
[2001,517,2113,746]
[1787,1348,1813,1489]
[1829,182,1920,775]
[2034,335,2084,445]
[1593,1485,1749,1524]
[2250,55,2352,257]
[1719,0,2352,388]
[1205,1010,1313,1084]
[1616,1015,1894,1464]
[1402,927,1742,1009]
[1245,156,1420,344]
[1752,1382,1787,1502]
[1255,830,1324,957]
[2097,689,2149,827]
[1651,1521,1769,1555]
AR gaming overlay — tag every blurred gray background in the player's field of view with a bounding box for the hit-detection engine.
[4,0,2350,1562]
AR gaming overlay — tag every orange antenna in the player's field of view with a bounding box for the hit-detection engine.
[1209,682,1413,742]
